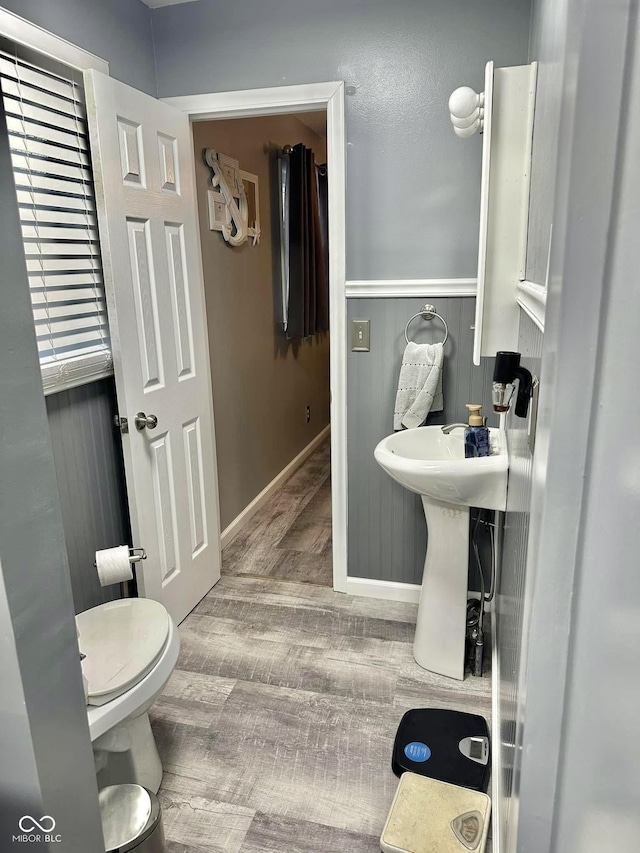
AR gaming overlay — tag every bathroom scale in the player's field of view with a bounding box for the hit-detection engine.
[381,772,491,853]
[392,709,490,792]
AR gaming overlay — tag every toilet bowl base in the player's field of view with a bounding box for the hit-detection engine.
[94,712,163,794]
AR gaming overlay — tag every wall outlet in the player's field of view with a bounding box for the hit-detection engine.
[306,405,311,423]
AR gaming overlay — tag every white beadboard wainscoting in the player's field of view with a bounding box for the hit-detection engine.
[46,378,131,614]
[346,293,495,591]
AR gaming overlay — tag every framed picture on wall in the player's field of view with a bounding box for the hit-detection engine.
[240,170,261,243]
[205,149,260,246]
[207,189,232,234]
[218,152,242,193]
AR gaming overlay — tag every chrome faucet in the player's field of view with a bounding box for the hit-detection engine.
[440,423,468,434]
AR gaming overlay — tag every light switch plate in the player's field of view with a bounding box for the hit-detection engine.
[351,319,370,351]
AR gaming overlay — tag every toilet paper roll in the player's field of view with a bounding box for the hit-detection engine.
[95,545,133,587]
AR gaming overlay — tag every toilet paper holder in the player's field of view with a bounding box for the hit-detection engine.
[128,547,147,564]
[93,546,147,568]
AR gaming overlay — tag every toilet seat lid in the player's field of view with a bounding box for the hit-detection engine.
[76,598,170,701]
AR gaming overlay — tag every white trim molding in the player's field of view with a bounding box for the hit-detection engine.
[221,426,331,550]
[0,8,109,73]
[166,82,348,594]
[517,279,546,332]
[326,82,348,593]
[345,577,421,603]
[164,82,343,121]
[346,279,477,298]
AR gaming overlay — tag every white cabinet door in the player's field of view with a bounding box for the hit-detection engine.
[84,70,220,624]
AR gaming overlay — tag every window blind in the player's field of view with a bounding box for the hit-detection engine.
[0,40,112,394]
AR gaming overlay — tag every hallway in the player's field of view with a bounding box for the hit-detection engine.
[222,438,332,587]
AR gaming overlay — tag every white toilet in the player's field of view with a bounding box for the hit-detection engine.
[76,597,180,794]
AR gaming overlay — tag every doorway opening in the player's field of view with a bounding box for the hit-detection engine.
[192,110,332,586]
[168,82,347,593]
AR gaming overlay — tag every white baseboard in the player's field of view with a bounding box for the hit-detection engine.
[344,579,494,607]
[220,425,331,550]
[345,577,421,603]
[491,606,502,853]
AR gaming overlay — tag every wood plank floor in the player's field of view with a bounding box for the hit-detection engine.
[150,573,493,852]
[221,438,332,587]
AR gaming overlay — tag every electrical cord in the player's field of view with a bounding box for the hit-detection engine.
[471,510,486,677]
[472,508,497,604]
[470,508,499,677]
[484,519,496,603]
[472,510,486,604]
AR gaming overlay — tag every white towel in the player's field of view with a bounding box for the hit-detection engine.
[394,341,444,430]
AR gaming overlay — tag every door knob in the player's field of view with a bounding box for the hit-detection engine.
[134,412,158,431]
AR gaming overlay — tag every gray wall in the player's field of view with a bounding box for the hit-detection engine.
[46,379,131,614]
[347,297,496,586]
[496,312,542,844]
[0,98,104,851]
[1,0,157,95]
[152,0,532,280]
[0,568,44,841]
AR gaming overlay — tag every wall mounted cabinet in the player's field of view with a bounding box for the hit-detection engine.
[473,61,538,364]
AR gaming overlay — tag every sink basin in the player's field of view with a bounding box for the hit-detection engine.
[374,425,509,680]
[374,426,508,511]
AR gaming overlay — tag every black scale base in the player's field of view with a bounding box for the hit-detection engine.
[392,708,491,793]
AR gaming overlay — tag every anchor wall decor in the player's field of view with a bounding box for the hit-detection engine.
[205,149,260,246]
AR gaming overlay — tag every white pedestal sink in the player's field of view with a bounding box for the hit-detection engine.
[374,426,508,680]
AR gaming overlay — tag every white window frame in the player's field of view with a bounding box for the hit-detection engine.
[0,7,112,395]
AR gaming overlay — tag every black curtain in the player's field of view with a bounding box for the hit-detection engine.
[286,143,329,339]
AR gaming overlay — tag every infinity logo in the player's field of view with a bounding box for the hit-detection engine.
[18,816,56,833]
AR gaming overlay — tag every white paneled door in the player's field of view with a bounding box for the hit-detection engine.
[84,70,220,624]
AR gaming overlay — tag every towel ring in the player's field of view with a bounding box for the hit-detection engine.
[404,304,449,346]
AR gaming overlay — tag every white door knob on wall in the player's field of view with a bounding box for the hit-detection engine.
[454,120,482,138]
[449,86,484,117]
[449,86,485,136]
[450,109,483,129]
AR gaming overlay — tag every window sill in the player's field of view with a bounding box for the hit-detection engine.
[42,352,114,396]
